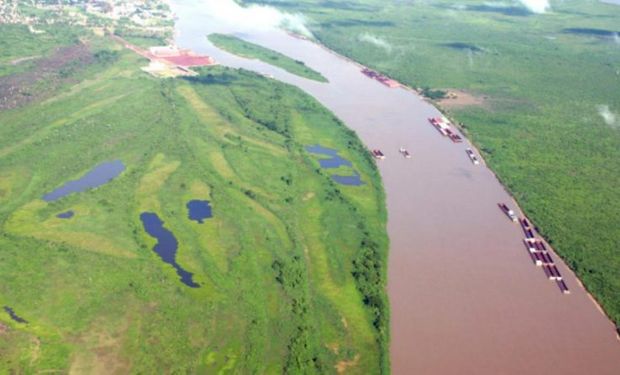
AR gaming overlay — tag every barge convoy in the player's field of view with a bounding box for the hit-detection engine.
[499,203,570,294]
[361,67,400,88]
[428,117,463,143]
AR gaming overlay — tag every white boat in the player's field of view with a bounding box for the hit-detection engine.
[399,147,412,158]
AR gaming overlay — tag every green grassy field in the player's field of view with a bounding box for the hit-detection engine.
[208,33,328,82]
[0,27,387,373]
[243,0,620,327]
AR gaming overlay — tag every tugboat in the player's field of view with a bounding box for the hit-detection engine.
[399,147,411,159]
[465,148,480,165]
[498,203,518,222]
[372,149,386,160]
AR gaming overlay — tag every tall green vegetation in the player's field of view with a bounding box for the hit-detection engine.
[242,0,620,326]
[0,26,388,373]
[208,33,328,82]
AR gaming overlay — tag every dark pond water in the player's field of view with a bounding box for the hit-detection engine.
[187,200,213,224]
[56,210,74,219]
[331,173,364,186]
[306,144,352,169]
[306,144,363,186]
[3,306,27,323]
[140,212,200,288]
[43,160,125,202]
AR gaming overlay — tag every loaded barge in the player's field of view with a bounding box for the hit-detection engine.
[428,117,463,143]
[361,68,400,88]
[498,203,518,222]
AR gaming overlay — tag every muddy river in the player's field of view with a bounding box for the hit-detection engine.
[169,1,620,373]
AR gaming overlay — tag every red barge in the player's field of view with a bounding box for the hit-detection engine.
[428,117,463,142]
[361,68,400,88]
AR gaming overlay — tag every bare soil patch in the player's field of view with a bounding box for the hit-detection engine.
[335,354,360,374]
[436,89,489,109]
[0,43,94,110]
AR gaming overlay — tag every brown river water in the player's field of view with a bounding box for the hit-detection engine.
[170,1,620,373]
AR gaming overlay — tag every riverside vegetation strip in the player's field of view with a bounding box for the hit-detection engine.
[0,24,388,373]
[208,33,328,82]
[242,0,620,327]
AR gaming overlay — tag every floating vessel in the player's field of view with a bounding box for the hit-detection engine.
[520,218,536,240]
[524,239,537,253]
[372,149,386,160]
[399,147,412,159]
[466,148,480,165]
[428,117,450,136]
[557,280,571,294]
[543,265,562,281]
[498,203,518,222]
[445,128,463,143]
[428,117,463,142]
[361,67,400,88]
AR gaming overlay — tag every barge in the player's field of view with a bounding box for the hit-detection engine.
[544,265,562,281]
[428,117,463,142]
[498,203,518,222]
[557,280,571,294]
[361,67,400,88]
[428,117,450,136]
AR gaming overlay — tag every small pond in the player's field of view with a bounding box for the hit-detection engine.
[306,144,363,186]
[3,306,27,324]
[187,200,213,224]
[56,210,75,219]
[306,145,352,169]
[43,160,125,202]
[331,173,364,186]
[140,212,200,288]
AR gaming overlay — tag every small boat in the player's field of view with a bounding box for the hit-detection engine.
[372,149,386,160]
[466,148,480,165]
[399,147,412,158]
[498,203,518,222]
